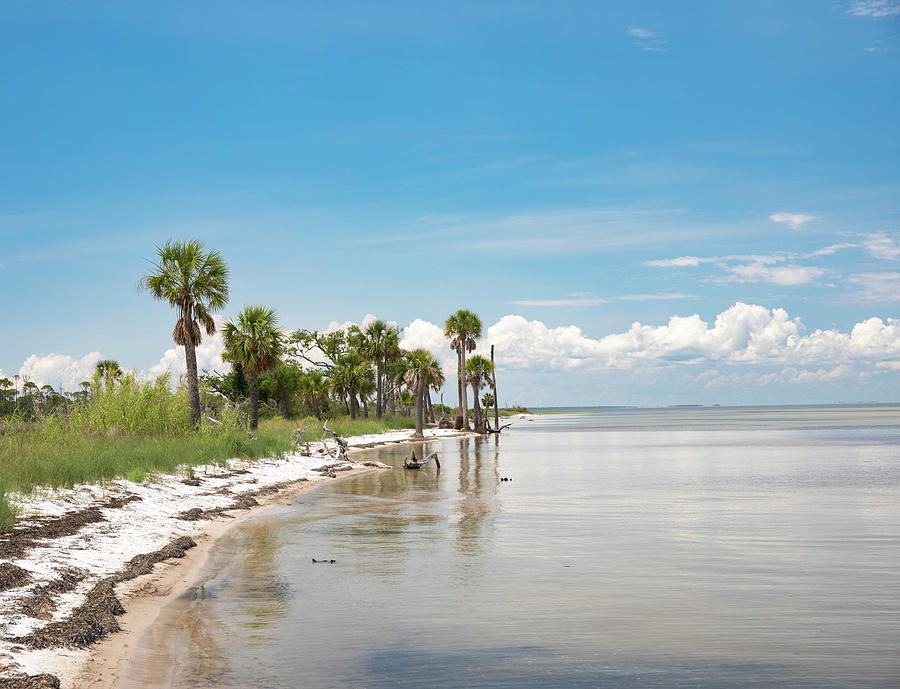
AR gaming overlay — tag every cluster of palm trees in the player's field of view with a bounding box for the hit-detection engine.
[129,240,500,437]
[444,309,497,434]
[3,241,504,437]
[289,320,446,437]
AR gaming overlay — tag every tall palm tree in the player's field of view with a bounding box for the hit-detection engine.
[355,319,399,419]
[465,354,493,433]
[141,240,229,425]
[222,305,283,431]
[444,309,482,430]
[403,348,442,438]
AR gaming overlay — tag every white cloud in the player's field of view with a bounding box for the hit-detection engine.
[862,233,900,260]
[627,27,658,39]
[469,303,900,372]
[147,332,230,381]
[801,243,858,258]
[399,318,458,384]
[769,212,815,230]
[848,1,900,18]
[847,272,900,301]
[644,256,709,267]
[18,352,103,391]
[723,263,825,285]
[627,26,666,51]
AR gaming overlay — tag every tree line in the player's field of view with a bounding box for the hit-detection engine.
[2,240,504,439]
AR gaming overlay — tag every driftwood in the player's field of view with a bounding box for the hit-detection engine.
[403,450,440,470]
[486,422,512,434]
[322,421,349,460]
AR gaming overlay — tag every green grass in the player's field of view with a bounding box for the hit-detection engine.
[0,375,418,532]
[262,414,416,442]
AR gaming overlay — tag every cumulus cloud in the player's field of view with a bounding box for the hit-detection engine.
[848,0,900,18]
[399,318,458,381]
[862,233,900,261]
[466,303,900,372]
[18,352,103,390]
[723,263,825,285]
[769,212,815,230]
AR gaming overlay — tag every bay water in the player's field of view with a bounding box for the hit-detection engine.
[122,406,900,688]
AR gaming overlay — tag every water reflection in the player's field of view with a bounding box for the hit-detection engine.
[453,436,500,563]
[121,411,900,689]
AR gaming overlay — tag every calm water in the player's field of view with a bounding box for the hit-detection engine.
[123,406,900,688]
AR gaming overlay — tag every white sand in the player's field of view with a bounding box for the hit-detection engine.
[0,427,466,684]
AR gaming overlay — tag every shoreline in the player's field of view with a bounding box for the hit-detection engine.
[74,467,366,689]
[0,427,474,688]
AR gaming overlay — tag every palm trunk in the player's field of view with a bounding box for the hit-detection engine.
[491,345,499,431]
[363,396,369,418]
[414,374,425,438]
[376,361,383,420]
[182,308,202,426]
[249,371,260,431]
[460,349,469,430]
[472,383,482,431]
[350,394,359,420]
[427,393,435,424]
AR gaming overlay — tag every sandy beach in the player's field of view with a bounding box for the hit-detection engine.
[0,427,468,689]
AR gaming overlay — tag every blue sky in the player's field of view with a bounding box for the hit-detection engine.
[1,1,899,406]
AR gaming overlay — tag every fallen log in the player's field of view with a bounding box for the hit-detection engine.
[486,422,512,434]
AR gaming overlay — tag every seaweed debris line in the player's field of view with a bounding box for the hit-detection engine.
[0,427,468,689]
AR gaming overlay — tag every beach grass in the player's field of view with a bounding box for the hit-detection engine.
[0,375,417,531]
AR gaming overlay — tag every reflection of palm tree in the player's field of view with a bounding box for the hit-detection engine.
[453,436,500,561]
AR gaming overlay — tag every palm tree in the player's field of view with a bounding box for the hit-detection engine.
[95,359,124,385]
[141,240,229,425]
[355,320,399,419]
[465,354,493,433]
[222,305,283,431]
[298,370,329,419]
[329,351,373,419]
[404,348,442,438]
[444,309,482,429]
[425,353,445,424]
